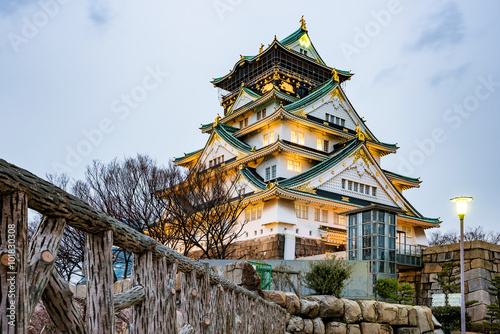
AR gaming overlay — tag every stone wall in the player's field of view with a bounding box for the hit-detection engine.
[295,237,326,258]
[261,290,441,334]
[398,240,500,322]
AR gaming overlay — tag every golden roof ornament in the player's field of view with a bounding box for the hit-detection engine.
[214,114,221,126]
[355,122,366,141]
[300,16,307,31]
[259,43,264,53]
[332,68,339,82]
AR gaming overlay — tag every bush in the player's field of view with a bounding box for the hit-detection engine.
[374,278,415,304]
[303,255,354,297]
[433,306,472,332]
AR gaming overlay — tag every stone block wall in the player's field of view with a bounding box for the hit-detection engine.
[261,290,442,334]
[398,240,500,322]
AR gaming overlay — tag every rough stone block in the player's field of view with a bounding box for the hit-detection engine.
[360,323,393,334]
[357,300,378,323]
[429,273,438,283]
[464,267,492,282]
[468,278,491,292]
[287,315,304,332]
[300,298,320,318]
[394,328,419,334]
[414,306,434,332]
[313,317,325,334]
[467,303,488,322]
[325,321,347,334]
[286,292,301,315]
[466,289,491,304]
[303,319,313,334]
[306,295,344,318]
[262,290,287,307]
[347,324,361,334]
[423,263,442,273]
[471,258,493,271]
[342,299,362,323]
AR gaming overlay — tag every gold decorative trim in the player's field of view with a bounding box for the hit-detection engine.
[341,196,350,202]
[293,109,307,118]
[349,149,370,168]
[292,182,316,194]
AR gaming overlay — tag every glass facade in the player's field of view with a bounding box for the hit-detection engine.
[347,209,398,285]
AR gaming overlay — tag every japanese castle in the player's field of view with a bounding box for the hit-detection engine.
[174,18,440,276]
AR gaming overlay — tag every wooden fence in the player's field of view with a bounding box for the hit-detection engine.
[0,159,286,333]
[271,268,302,297]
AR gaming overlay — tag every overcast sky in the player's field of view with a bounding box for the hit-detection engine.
[1,0,499,235]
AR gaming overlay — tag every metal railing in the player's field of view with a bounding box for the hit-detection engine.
[396,243,425,267]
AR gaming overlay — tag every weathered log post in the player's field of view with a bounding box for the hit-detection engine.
[42,269,87,334]
[27,216,66,318]
[150,256,174,333]
[166,262,178,334]
[0,191,29,334]
[130,251,154,334]
[85,230,115,334]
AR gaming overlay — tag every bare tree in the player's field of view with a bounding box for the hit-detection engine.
[72,154,179,279]
[428,226,500,246]
[160,164,249,259]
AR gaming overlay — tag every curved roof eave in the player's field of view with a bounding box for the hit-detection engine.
[211,38,352,86]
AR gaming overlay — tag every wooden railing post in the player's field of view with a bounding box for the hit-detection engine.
[42,269,87,333]
[130,251,154,334]
[85,230,115,334]
[0,191,28,334]
[27,216,66,318]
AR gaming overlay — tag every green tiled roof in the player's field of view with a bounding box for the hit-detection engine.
[242,55,256,60]
[280,27,307,45]
[241,87,261,98]
[280,138,361,188]
[240,166,267,190]
[174,148,202,162]
[383,170,421,183]
[200,122,239,133]
[283,78,337,111]
[214,124,252,153]
[400,214,441,224]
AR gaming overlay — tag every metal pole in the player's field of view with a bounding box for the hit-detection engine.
[460,214,466,334]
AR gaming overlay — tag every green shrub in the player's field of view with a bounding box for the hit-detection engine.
[374,278,415,304]
[303,255,354,297]
[432,305,472,331]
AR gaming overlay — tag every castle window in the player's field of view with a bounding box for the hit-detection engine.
[296,229,299,234]
[291,130,297,143]
[322,210,328,223]
[294,161,301,172]
[360,184,364,193]
[348,181,353,190]
[262,109,266,118]
[271,165,276,179]
[245,206,263,221]
[240,117,249,128]
[208,155,224,168]
[317,138,322,150]
[372,187,377,196]
[287,160,294,171]
[323,140,329,152]
[270,131,275,142]
[254,230,257,236]
[260,229,263,235]
[295,204,308,219]
[257,110,262,120]
[298,132,305,145]
[263,134,269,146]
[339,215,346,226]
[354,183,358,192]
[342,179,346,189]
[265,167,270,180]
[365,185,370,195]
[314,208,320,221]
[309,231,312,236]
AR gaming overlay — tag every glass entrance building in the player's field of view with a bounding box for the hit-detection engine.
[341,205,405,289]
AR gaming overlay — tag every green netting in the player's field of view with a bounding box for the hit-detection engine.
[249,261,272,290]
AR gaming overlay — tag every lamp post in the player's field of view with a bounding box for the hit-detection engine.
[450,196,473,334]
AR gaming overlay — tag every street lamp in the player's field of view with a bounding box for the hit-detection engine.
[450,196,473,334]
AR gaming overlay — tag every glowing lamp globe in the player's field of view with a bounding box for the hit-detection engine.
[450,196,473,217]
